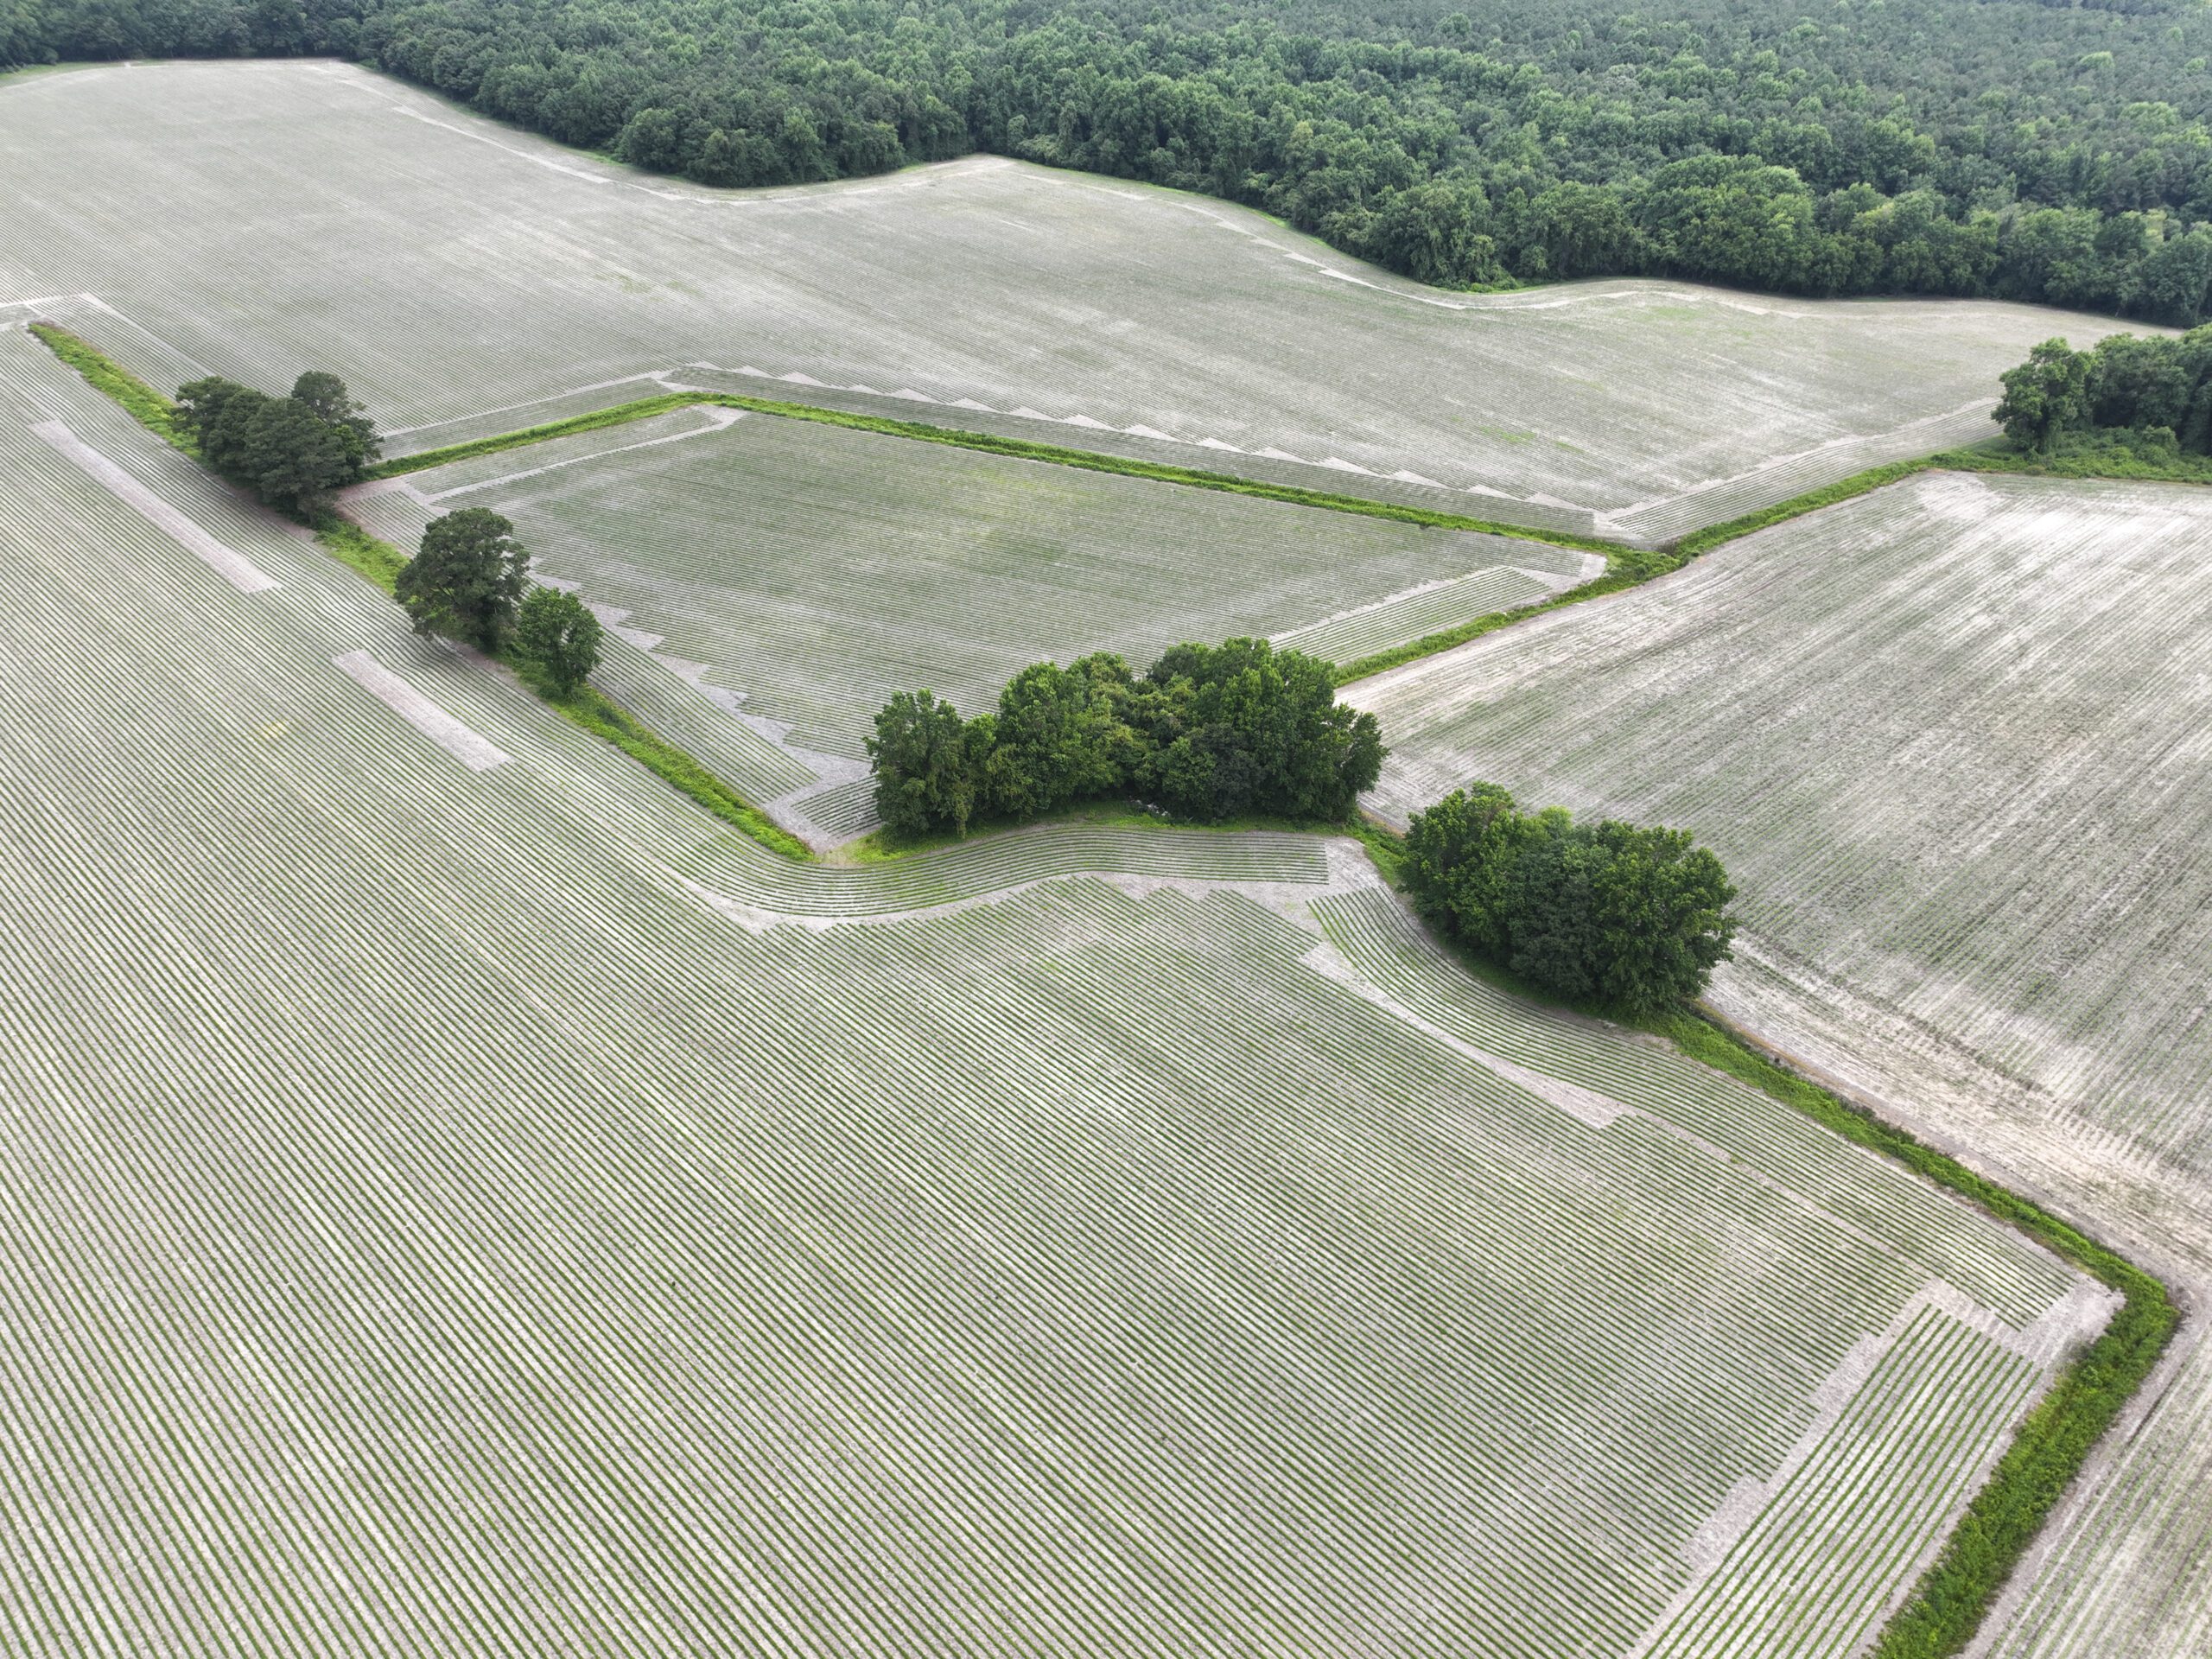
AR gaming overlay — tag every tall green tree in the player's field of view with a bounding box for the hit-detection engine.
[1133,639,1382,823]
[514,585,603,695]
[982,654,1141,818]
[867,690,982,837]
[238,396,357,513]
[173,372,375,512]
[289,371,381,469]
[395,508,530,650]
[1402,785,1738,1014]
[1993,339,2093,454]
[174,377,268,474]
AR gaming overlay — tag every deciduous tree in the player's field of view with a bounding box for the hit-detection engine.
[395,508,529,651]
[514,586,603,695]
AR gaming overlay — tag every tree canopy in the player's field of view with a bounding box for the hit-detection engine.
[514,585,604,695]
[1403,784,1738,1014]
[171,370,378,513]
[868,638,1384,838]
[1993,324,2212,454]
[12,0,2212,321]
[395,507,530,651]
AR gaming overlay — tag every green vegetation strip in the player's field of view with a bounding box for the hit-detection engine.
[1329,549,1681,685]
[377,390,2212,697]
[30,322,190,449]
[370,390,1624,556]
[1355,817,2177,1659]
[32,321,812,863]
[32,291,2184,1656]
[1664,1011,2177,1659]
[1669,454,1943,560]
[1338,438,2212,685]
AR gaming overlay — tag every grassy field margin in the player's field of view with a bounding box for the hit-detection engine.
[29,322,812,861]
[1354,813,2177,1658]
[1669,1007,2177,1659]
[372,388,1624,555]
[141,341,2212,699]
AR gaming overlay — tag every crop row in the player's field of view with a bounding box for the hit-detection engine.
[1643,1306,2037,1659]
[388,411,1575,759]
[1353,471,2212,1189]
[0,324,2088,1655]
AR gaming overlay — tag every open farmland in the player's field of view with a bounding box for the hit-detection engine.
[1351,471,2212,1651]
[0,59,2151,542]
[344,404,1595,797]
[0,316,2113,1656]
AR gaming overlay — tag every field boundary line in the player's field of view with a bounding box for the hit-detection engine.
[34,417,277,593]
[1347,817,2180,1659]
[367,387,1626,554]
[420,405,745,500]
[48,303,2209,698]
[332,649,512,770]
[22,294,2189,1655]
[376,384,2202,696]
[24,319,821,862]
[1668,1005,2179,1658]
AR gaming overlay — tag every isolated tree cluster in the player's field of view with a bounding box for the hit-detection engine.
[1994,327,2212,456]
[394,507,603,694]
[171,371,379,514]
[868,639,1384,838]
[1402,783,1738,1014]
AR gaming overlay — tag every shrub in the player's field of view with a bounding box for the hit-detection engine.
[173,370,380,513]
[866,638,1384,837]
[868,690,982,837]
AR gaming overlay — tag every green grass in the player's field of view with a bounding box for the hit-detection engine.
[1353,816,2177,1659]
[29,322,812,864]
[1331,550,1680,685]
[1670,454,1944,560]
[327,514,815,862]
[29,321,193,451]
[842,798,1349,863]
[313,513,409,593]
[1666,1008,2179,1659]
[1942,428,2212,486]
[542,683,814,861]
[1671,433,2212,563]
[367,394,709,477]
[371,391,1624,557]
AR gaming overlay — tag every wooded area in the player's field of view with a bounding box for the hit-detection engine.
[6,0,2210,320]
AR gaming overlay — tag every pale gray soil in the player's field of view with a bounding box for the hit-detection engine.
[0,60,2147,539]
[1353,472,2212,1653]
[0,318,2099,1659]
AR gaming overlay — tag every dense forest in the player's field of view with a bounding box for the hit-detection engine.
[7,0,2212,321]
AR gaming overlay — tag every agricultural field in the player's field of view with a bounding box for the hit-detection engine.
[1351,471,2212,1650]
[0,58,2151,543]
[344,404,1596,806]
[0,315,2113,1656]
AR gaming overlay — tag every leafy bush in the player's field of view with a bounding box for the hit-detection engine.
[868,639,1384,837]
[1993,325,2212,457]
[1403,784,1738,1014]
